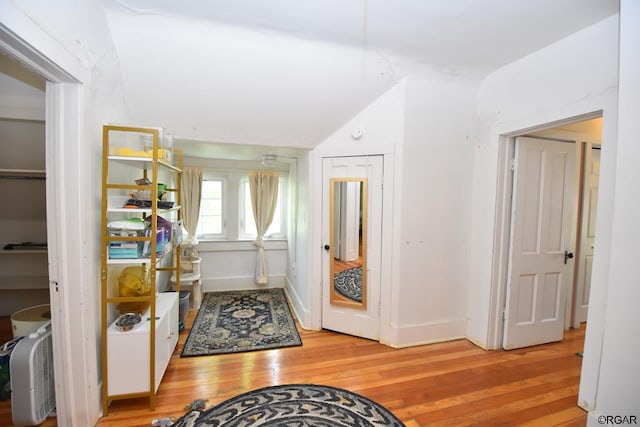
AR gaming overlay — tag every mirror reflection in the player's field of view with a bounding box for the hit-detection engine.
[330,178,367,309]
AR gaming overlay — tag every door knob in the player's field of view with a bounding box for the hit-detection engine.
[564,251,574,264]
[323,244,330,251]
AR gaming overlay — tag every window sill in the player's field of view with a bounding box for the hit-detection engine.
[197,239,288,252]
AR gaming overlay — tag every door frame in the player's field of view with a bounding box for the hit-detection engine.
[1,8,98,425]
[309,149,396,345]
[489,112,602,349]
[571,143,601,328]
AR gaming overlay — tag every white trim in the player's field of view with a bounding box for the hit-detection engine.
[43,83,66,424]
[48,82,101,426]
[284,276,312,329]
[486,135,516,349]
[385,319,467,349]
[196,177,226,239]
[309,153,323,330]
[378,151,397,346]
[0,3,85,83]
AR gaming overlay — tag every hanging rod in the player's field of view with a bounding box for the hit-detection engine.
[0,169,46,180]
[0,175,46,180]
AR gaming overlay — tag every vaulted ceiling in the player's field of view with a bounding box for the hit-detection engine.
[1,1,620,149]
[100,0,617,148]
[104,0,617,74]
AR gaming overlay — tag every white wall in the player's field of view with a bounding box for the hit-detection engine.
[467,15,619,351]
[586,1,640,424]
[309,71,478,347]
[286,151,312,327]
[1,1,131,424]
[308,79,405,335]
[198,240,289,291]
[391,74,478,346]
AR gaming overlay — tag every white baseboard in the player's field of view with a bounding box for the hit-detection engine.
[283,276,312,330]
[384,318,467,348]
[201,274,286,292]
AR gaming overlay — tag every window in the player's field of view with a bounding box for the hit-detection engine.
[240,179,285,239]
[195,172,287,241]
[196,179,224,238]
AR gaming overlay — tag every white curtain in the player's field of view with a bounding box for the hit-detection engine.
[180,167,203,239]
[249,170,279,285]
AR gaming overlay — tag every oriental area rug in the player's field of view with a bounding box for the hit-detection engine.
[172,384,406,426]
[181,288,302,357]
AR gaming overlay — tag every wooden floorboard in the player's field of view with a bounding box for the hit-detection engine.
[0,314,587,426]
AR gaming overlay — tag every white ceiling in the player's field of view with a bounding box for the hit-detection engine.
[105,0,617,74]
[1,1,619,151]
[100,0,617,149]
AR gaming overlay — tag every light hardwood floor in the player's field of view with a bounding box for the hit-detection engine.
[0,313,587,426]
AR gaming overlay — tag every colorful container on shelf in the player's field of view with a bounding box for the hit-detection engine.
[109,242,141,259]
[108,228,144,259]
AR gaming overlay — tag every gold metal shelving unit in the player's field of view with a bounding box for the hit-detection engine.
[100,125,182,414]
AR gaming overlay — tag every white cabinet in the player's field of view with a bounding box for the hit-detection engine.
[155,292,179,386]
[106,292,178,395]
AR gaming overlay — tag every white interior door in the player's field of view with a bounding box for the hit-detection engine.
[503,137,577,350]
[322,156,383,340]
[572,145,600,327]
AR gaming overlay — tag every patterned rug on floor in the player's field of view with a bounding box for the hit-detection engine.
[172,384,405,426]
[334,266,362,303]
[181,288,302,357]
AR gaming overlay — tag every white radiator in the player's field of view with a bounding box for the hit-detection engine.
[10,321,56,426]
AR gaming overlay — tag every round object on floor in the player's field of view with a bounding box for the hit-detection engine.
[172,384,405,426]
[11,304,51,338]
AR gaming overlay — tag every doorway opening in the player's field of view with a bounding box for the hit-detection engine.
[527,120,602,331]
[0,52,48,316]
[494,114,602,351]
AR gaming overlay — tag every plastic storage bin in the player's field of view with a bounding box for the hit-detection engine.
[179,291,190,322]
[178,291,190,332]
